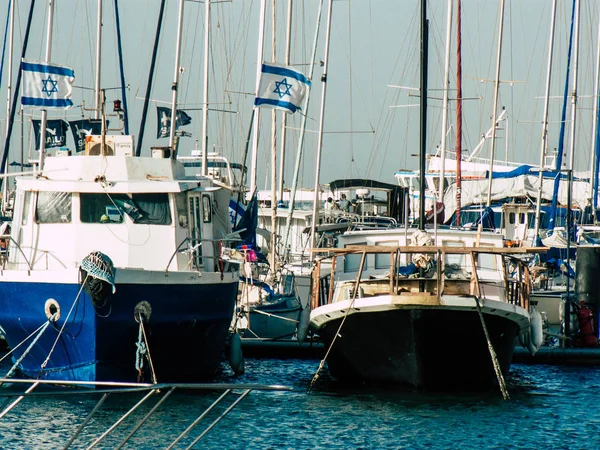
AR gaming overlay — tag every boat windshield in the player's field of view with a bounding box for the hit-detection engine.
[80,193,172,225]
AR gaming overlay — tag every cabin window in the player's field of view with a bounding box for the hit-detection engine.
[202,194,212,223]
[36,191,72,223]
[175,193,188,228]
[520,213,526,225]
[375,241,396,269]
[509,212,516,224]
[80,193,171,225]
[22,191,32,226]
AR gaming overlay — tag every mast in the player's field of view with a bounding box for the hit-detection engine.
[592,7,600,214]
[485,0,505,207]
[533,0,557,241]
[438,0,452,201]
[567,0,580,173]
[281,0,323,262]
[269,0,278,276]
[2,0,15,214]
[249,0,267,195]
[309,0,333,253]
[169,0,185,153]
[94,0,102,120]
[418,0,428,230]
[455,0,462,226]
[38,0,56,170]
[201,0,210,175]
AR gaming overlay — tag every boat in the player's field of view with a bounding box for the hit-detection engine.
[309,228,545,391]
[0,133,240,382]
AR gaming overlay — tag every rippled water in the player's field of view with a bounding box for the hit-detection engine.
[0,356,599,449]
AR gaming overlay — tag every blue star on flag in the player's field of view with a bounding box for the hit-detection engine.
[41,77,58,97]
[273,78,292,99]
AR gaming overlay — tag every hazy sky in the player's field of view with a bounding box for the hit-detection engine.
[1,0,600,191]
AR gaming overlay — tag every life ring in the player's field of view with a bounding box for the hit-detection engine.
[45,298,60,322]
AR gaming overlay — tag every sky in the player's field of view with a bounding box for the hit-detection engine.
[1,0,600,193]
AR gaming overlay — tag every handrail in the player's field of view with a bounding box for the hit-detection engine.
[1,235,33,273]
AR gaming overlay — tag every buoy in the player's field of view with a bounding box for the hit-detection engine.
[297,306,311,344]
[228,331,245,375]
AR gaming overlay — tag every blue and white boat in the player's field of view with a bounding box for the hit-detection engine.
[0,140,240,383]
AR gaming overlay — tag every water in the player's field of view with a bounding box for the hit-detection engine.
[0,355,599,449]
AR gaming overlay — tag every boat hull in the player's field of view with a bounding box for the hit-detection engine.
[0,270,238,383]
[313,303,522,391]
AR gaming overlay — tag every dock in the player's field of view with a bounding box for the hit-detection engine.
[513,346,600,366]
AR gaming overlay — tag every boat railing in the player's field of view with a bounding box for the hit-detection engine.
[0,377,291,448]
[310,245,545,311]
[0,234,33,273]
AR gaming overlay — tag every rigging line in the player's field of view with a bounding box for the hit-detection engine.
[0,0,11,90]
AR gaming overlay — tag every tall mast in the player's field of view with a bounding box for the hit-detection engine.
[38,0,56,170]
[309,0,333,253]
[169,0,185,152]
[568,0,580,172]
[269,0,278,276]
[2,0,15,214]
[438,0,452,201]
[201,0,210,175]
[94,0,102,120]
[485,0,505,207]
[455,0,462,226]
[533,0,557,240]
[249,0,267,195]
[592,6,600,213]
[418,0,428,230]
[281,0,323,262]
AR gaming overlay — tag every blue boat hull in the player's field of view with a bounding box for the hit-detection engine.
[0,279,238,383]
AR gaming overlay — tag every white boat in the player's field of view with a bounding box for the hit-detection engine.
[0,141,240,383]
[309,228,544,390]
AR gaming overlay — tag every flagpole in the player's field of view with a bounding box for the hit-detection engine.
[250,0,267,195]
[94,0,102,120]
[309,0,333,254]
[38,0,56,171]
[201,0,210,176]
[169,0,185,153]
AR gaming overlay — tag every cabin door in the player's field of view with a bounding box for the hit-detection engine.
[187,193,204,269]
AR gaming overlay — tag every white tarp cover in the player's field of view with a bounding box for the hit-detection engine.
[443,175,591,222]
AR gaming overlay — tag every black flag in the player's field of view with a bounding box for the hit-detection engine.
[157,106,192,138]
[69,119,108,153]
[32,119,68,149]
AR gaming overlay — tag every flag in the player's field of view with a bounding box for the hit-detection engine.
[156,106,192,138]
[69,119,106,153]
[32,119,69,149]
[254,62,311,114]
[21,60,74,108]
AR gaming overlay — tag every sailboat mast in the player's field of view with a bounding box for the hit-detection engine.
[485,0,505,207]
[592,8,600,213]
[455,0,462,226]
[201,0,210,175]
[169,0,185,152]
[533,0,557,240]
[94,0,102,120]
[568,0,580,172]
[269,0,278,276]
[2,0,15,214]
[249,0,267,195]
[418,0,428,231]
[38,0,56,170]
[438,0,452,202]
[309,0,333,252]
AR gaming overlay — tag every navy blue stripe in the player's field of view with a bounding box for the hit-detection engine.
[21,97,73,107]
[254,97,299,113]
[261,64,311,86]
[21,61,74,77]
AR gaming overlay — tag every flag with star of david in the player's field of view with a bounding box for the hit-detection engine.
[254,62,311,114]
[21,60,74,108]
[156,106,192,138]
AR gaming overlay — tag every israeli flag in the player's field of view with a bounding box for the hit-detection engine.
[21,60,74,108]
[254,63,311,114]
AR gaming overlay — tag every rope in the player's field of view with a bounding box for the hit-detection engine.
[474,296,510,400]
[135,313,157,384]
[39,276,89,373]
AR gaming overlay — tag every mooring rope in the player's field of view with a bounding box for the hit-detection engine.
[39,275,89,374]
[135,313,157,384]
[0,320,51,365]
[474,296,510,400]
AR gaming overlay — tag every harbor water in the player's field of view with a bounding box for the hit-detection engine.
[0,354,599,449]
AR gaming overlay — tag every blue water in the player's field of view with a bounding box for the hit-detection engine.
[0,355,599,449]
